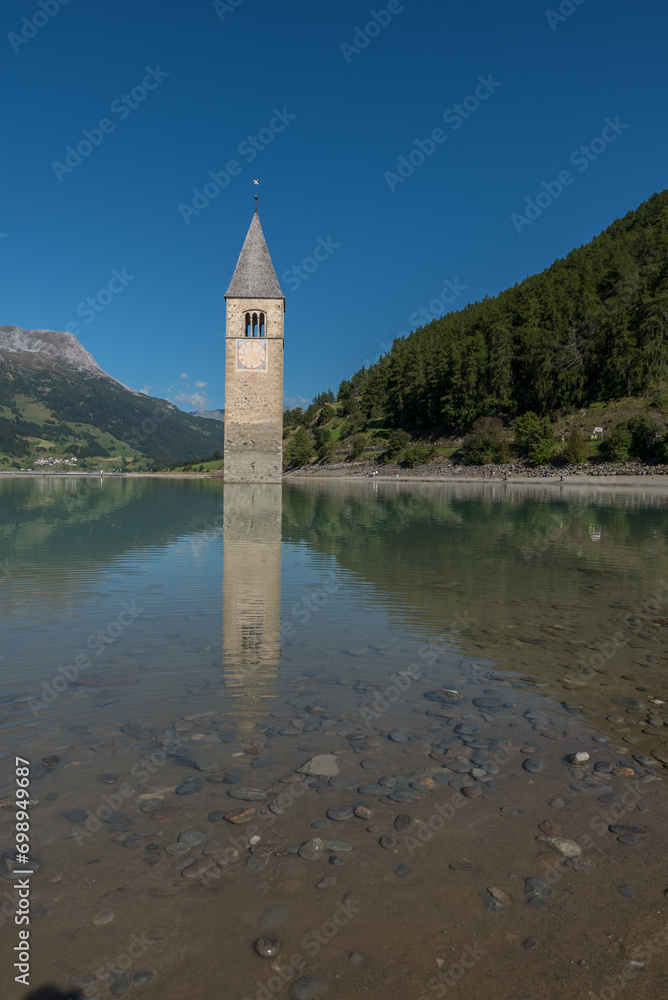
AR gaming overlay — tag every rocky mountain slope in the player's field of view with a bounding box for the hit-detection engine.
[0,326,225,466]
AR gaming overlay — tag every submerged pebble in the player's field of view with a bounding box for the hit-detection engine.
[255,936,281,958]
[299,839,324,861]
[523,759,543,773]
[289,976,329,999]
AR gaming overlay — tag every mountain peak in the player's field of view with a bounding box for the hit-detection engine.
[0,326,136,391]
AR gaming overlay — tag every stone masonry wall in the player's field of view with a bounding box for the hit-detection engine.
[224,297,284,484]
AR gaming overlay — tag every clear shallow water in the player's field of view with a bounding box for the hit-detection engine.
[1,477,668,999]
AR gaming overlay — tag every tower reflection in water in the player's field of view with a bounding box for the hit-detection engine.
[222,484,282,724]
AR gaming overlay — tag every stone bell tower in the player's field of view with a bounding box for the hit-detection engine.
[224,202,285,483]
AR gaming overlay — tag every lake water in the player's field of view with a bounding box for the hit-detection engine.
[1,476,668,1000]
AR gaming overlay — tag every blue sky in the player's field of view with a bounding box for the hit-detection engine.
[2,0,666,411]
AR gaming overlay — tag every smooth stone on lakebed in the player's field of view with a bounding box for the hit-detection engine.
[297,755,339,778]
[101,811,127,824]
[227,787,268,801]
[394,814,412,832]
[207,810,227,823]
[323,840,352,852]
[140,799,163,813]
[255,936,281,958]
[92,908,115,925]
[178,831,208,847]
[609,824,645,836]
[425,689,462,703]
[194,760,220,772]
[354,805,374,820]
[132,972,154,984]
[289,975,329,999]
[166,842,191,857]
[176,778,202,795]
[379,835,396,849]
[329,775,360,790]
[524,877,551,900]
[461,785,482,798]
[524,759,544,773]
[358,785,389,796]
[327,805,354,821]
[389,729,409,743]
[537,836,581,858]
[65,810,88,823]
[298,839,325,860]
[394,863,411,877]
[181,857,216,878]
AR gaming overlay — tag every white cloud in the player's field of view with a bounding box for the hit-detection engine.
[283,395,310,408]
[170,389,210,412]
[194,380,208,389]
[139,385,152,395]
[180,371,189,379]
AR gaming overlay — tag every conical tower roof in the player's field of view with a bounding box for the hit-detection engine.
[225,209,284,299]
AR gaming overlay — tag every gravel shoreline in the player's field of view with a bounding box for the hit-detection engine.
[284,459,668,490]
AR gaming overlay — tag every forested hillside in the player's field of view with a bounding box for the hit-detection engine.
[342,190,668,430]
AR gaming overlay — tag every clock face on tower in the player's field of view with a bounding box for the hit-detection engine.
[236,339,267,371]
